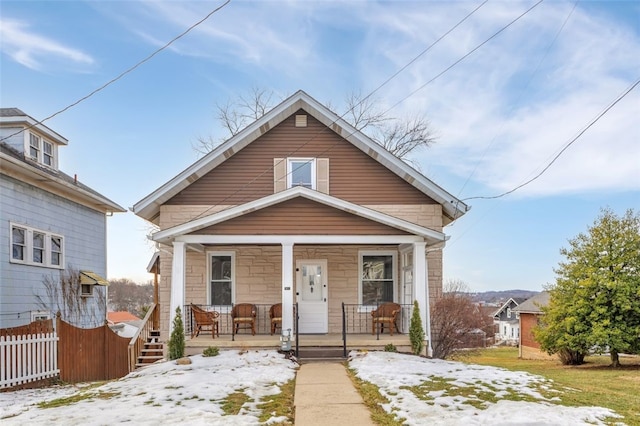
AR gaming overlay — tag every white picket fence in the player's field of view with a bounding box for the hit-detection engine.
[0,333,59,389]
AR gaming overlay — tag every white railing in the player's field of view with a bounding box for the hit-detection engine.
[0,333,59,389]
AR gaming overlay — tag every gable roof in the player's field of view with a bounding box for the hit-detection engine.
[513,292,549,314]
[133,90,469,224]
[0,108,68,145]
[107,311,141,324]
[152,186,447,245]
[492,298,519,318]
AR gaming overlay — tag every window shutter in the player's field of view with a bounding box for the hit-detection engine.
[316,158,329,194]
[274,158,287,193]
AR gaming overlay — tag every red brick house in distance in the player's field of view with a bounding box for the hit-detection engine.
[132,90,469,355]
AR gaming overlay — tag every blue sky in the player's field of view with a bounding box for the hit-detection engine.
[1,1,638,292]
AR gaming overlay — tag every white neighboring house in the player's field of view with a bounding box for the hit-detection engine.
[493,298,520,343]
[0,108,125,329]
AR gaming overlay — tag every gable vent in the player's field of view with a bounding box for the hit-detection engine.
[295,114,307,127]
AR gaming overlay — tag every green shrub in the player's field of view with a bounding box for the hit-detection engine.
[384,343,397,352]
[203,346,220,357]
[409,300,425,356]
[168,306,185,360]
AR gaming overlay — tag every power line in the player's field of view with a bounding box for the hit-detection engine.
[462,77,640,201]
[456,0,579,199]
[0,0,231,143]
[187,1,491,222]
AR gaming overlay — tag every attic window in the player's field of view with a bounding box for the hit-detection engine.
[27,132,56,168]
[295,114,307,127]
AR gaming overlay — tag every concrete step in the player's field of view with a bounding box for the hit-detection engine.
[297,347,347,360]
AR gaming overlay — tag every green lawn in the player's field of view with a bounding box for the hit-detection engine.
[455,347,640,426]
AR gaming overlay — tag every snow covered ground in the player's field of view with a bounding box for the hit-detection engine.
[0,350,622,425]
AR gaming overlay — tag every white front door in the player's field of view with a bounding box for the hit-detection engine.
[296,260,328,333]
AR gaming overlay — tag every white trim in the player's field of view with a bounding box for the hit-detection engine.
[358,250,397,306]
[132,90,469,223]
[178,235,423,245]
[9,222,64,269]
[281,243,294,334]
[1,112,68,145]
[287,157,316,190]
[169,241,186,335]
[206,250,235,307]
[30,311,51,322]
[152,186,447,244]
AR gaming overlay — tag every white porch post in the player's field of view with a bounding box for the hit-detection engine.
[169,241,186,335]
[413,242,432,357]
[281,242,294,335]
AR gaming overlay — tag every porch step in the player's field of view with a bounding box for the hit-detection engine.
[297,347,347,362]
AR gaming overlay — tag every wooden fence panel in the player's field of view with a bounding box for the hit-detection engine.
[0,320,54,337]
[57,317,130,383]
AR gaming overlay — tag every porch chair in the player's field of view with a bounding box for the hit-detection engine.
[190,304,220,338]
[269,303,282,335]
[231,303,257,335]
[371,302,401,336]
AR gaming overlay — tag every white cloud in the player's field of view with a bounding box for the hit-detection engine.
[0,18,94,71]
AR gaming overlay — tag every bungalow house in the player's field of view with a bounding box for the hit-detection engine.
[493,298,521,344]
[132,90,469,355]
[0,108,125,329]
[513,291,553,359]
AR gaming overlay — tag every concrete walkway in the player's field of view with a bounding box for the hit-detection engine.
[294,361,374,425]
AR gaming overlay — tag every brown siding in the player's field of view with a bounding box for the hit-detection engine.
[193,197,411,235]
[167,110,436,205]
[520,312,541,349]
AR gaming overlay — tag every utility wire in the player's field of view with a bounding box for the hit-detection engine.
[462,77,640,201]
[0,0,231,143]
[187,1,491,222]
[456,0,578,199]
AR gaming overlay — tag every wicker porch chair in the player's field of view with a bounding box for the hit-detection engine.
[231,303,257,335]
[371,302,401,336]
[190,304,220,338]
[269,303,282,335]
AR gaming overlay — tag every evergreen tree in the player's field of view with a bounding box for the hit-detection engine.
[410,300,425,356]
[535,208,640,367]
[168,307,185,360]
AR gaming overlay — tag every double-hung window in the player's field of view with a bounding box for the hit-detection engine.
[29,134,40,160]
[359,251,396,306]
[27,132,55,168]
[10,223,64,268]
[208,252,234,306]
[43,141,54,166]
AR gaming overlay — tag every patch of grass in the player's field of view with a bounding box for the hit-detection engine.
[203,346,220,357]
[164,385,182,390]
[37,390,120,408]
[346,367,405,426]
[221,390,251,415]
[456,347,640,426]
[257,379,295,424]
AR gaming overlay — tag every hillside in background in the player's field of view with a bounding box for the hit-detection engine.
[471,290,540,305]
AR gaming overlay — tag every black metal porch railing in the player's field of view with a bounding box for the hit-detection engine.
[341,302,414,356]
[184,303,298,340]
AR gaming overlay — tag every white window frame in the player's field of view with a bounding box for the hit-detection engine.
[507,307,511,319]
[287,158,316,190]
[358,250,397,309]
[26,131,56,168]
[31,311,51,322]
[9,222,64,269]
[206,251,235,309]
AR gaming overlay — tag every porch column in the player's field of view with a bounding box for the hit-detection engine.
[169,241,186,335]
[413,242,432,357]
[281,242,294,335]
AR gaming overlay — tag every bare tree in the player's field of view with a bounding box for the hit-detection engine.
[35,267,107,328]
[194,87,277,155]
[108,278,154,317]
[430,279,494,359]
[194,88,437,163]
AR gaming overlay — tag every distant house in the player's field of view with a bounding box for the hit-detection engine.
[0,108,125,329]
[513,291,553,359]
[493,298,522,343]
[132,90,470,352]
[108,311,142,338]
